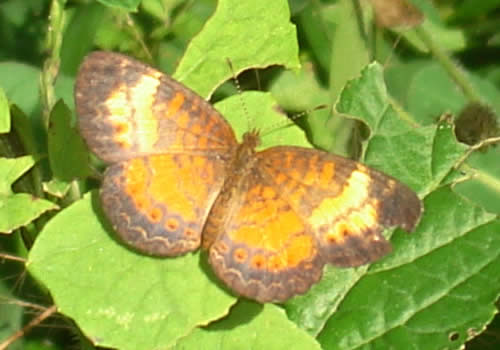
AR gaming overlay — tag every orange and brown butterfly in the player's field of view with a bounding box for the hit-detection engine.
[75,51,423,303]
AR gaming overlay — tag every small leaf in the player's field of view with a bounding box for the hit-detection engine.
[47,100,90,181]
[0,193,58,234]
[0,156,58,234]
[0,156,36,195]
[141,0,184,22]
[43,178,72,198]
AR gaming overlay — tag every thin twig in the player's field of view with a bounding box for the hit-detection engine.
[0,253,26,263]
[0,305,57,350]
[0,297,48,311]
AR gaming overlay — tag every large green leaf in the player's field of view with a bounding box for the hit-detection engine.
[28,192,235,350]
[284,63,500,350]
[174,0,300,98]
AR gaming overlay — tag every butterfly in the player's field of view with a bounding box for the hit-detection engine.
[75,51,422,303]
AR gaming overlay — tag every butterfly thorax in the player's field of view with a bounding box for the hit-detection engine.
[230,130,261,174]
[241,129,260,150]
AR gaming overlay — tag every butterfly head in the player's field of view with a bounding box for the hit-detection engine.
[241,129,261,151]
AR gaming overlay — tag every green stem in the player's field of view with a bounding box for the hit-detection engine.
[40,0,66,129]
[460,162,500,191]
[415,25,482,103]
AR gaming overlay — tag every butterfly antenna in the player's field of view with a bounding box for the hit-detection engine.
[260,104,329,138]
[254,69,262,91]
[226,58,252,131]
[124,14,153,61]
[383,34,402,69]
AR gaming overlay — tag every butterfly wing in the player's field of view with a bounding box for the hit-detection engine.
[75,51,237,162]
[206,146,422,302]
[75,51,237,256]
[205,165,323,303]
[257,146,422,267]
[101,153,227,256]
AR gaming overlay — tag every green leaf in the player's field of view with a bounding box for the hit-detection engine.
[9,105,42,164]
[284,63,465,335]
[453,148,500,214]
[0,61,75,140]
[0,155,35,195]
[0,62,41,118]
[60,1,109,76]
[0,193,58,234]
[453,0,500,21]
[0,87,10,133]
[401,19,467,53]
[406,63,500,125]
[293,1,333,75]
[96,0,141,12]
[47,100,90,181]
[166,0,215,47]
[340,64,469,193]
[329,0,370,104]
[42,178,72,198]
[215,91,311,150]
[284,62,500,350]
[174,0,300,98]
[466,311,500,350]
[141,0,185,22]
[28,192,236,350]
[0,156,58,233]
[317,187,499,349]
[175,300,321,349]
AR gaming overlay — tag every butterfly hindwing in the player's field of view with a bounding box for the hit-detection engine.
[205,164,323,303]
[101,153,227,256]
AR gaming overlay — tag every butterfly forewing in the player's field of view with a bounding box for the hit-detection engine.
[75,51,237,163]
[257,146,422,267]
